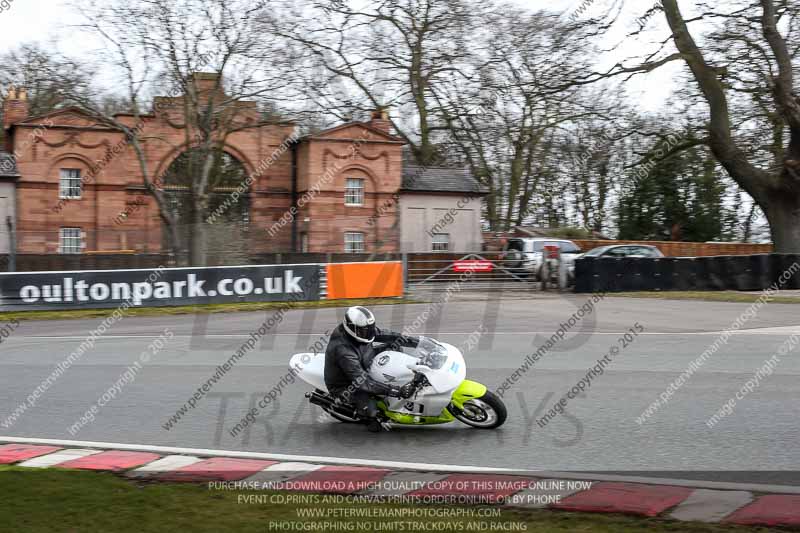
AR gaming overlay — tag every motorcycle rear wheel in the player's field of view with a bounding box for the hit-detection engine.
[447,391,507,429]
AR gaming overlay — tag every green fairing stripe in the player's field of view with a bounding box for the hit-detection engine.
[376,380,488,425]
[450,380,488,409]
[377,400,454,424]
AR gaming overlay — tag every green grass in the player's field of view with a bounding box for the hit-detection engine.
[0,297,418,322]
[611,291,800,304]
[0,466,776,533]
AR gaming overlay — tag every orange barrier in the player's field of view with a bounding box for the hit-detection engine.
[326,261,403,299]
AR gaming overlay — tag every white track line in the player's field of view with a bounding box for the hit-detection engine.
[2,436,800,495]
[13,328,800,340]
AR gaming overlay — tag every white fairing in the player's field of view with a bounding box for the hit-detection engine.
[290,352,327,391]
[370,342,465,394]
[368,340,466,418]
[367,351,417,387]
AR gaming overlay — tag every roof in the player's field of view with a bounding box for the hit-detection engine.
[514,226,612,239]
[303,121,404,143]
[13,106,91,125]
[401,150,487,194]
[0,152,19,178]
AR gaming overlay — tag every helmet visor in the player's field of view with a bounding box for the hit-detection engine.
[351,323,376,342]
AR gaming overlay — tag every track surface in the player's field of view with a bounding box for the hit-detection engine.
[2,294,799,485]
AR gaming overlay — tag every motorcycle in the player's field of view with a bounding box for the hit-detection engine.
[289,336,506,429]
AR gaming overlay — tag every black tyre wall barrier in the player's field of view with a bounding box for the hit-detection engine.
[574,253,800,293]
[620,257,644,292]
[748,254,771,291]
[692,257,711,291]
[671,258,695,291]
[653,258,673,291]
[594,257,621,292]
[782,254,800,289]
[712,255,736,291]
[728,255,754,291]
[637,257,658,291]
[574,256,595,293]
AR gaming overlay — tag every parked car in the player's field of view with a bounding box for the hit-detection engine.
[579,244,664,259]
[501,238,582,280]
[568,244,665,278]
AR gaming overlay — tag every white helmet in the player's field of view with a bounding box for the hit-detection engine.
[343,306,376,343]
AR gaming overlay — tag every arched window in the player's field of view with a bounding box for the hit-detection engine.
[161,148,250,259]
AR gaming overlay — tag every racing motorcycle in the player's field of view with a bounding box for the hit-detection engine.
[289,336,506,429]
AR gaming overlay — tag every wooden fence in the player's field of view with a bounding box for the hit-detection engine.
[0,242,774,273]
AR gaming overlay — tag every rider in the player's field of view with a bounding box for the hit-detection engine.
[325,306,420,432]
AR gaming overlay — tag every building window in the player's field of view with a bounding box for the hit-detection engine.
[59,227,82,254]
[344,232,365,253]
[59,169,82,199]
[432,233,450,252]
[344,178,364,206]
[300,232,309,253]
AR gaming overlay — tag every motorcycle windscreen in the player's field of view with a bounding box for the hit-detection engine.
[422,342,467,393]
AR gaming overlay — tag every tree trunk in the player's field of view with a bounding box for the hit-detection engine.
[660,0,800,252]
[166,222,184,267]
[190,195,209,266]
[191,223,206,266]
[763,192,800,253]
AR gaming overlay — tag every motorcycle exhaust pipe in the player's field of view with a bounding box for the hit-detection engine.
[306,390,358,419]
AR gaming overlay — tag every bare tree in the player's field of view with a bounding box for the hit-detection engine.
[272,0,479,165]
[436,8,613,231]
[575,0,800,251]
[0,43,94,142]
[663,0,800,251]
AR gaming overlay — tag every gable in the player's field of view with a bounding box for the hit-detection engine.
[309,122,403,143]
[14,107,109,129]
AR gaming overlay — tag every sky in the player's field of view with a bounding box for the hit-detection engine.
[0,0,767,238]
[0,0,684,113]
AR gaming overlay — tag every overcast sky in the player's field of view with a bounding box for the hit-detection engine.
[0,0,683,111]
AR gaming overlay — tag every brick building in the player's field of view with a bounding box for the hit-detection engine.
[1,74,484,256]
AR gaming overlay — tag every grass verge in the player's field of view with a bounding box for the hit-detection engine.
[0,466,774,533]
[0,297,418,322]
[611,291,800,304]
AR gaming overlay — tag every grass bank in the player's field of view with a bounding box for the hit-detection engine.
[612,291,800,304]
[0,466,772,533]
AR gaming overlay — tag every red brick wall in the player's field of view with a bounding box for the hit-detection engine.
[294,124,404,253]
[10,103,298,253]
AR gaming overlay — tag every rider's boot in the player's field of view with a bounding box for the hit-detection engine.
[366,414,391,433]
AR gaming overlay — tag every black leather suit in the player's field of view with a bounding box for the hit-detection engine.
[324,324,418,419]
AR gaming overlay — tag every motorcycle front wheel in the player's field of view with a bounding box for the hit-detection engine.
[447,391,507,429]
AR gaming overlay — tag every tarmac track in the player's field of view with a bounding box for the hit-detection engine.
[1,293,799,486]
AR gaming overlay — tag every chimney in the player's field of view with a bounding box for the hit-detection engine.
[368,107,392,134]
[3,85,30,131]
[191,72,224,99]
